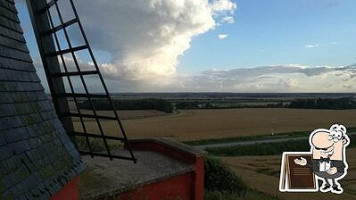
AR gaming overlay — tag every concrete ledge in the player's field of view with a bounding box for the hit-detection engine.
[128,138,207,163]
[80,150,194,200]
[80,139,206,200]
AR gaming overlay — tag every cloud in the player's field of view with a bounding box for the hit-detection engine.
[68,0,236,83]
[32,56,356,92]
[156,64,356,93]
[218,34,228,39]
[305,44,319,48]
[305,42,340,49]
[220,16,234,24]
[210,0,237,13]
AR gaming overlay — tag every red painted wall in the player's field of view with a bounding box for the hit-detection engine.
[194,157,204,200]
[129,140,205,200]
[119,173,193,200]
[51,176,79,200]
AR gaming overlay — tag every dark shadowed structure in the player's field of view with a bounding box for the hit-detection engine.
[0,0,84,199]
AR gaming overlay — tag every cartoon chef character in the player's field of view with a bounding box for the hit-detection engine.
[294,124,350,194]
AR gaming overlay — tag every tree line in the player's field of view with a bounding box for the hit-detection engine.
[79,98,174,113]
[78,97,355,112]
[286,98,356,110]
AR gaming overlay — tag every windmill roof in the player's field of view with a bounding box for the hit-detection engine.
[0,0,84,199]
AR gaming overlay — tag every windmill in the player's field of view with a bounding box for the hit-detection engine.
[1,1,205,199]
[25,0,136,162]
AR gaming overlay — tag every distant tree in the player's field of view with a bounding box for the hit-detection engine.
[287,98,356,110]
[204,103,214,109]
[175,102,200,109]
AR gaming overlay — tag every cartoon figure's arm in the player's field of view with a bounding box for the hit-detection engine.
[294,157,312,167]
[311,160,320,172]
[294,157,307,166]
[294,157,319,171]
[329,161,346,174]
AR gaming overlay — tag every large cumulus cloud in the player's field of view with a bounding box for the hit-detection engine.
[70,0,236,83]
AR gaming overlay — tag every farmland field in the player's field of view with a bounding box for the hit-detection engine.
[73,108,356,141]
[71,104,356,199]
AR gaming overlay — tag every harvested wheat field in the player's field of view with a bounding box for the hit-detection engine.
[73,108,356,141]
[221,147,356,200]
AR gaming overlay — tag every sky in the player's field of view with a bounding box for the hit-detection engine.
[15,0,356,93]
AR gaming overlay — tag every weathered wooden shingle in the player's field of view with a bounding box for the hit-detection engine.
[0,0,85,199]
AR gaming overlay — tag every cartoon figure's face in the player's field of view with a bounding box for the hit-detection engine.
[311,125,349,161]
